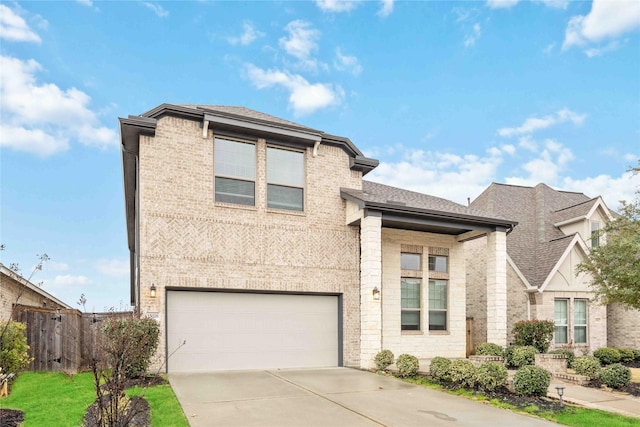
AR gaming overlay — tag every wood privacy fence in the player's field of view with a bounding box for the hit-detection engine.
[14,305,132,373]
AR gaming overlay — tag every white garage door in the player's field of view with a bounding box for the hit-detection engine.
[166,291,340,372]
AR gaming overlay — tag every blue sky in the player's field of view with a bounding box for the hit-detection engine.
[1,0,639,311]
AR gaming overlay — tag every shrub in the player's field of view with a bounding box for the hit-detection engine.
[429,357,451,382]
[573,356,601,379]
[102,316,160,379]
[0,321,33,377]
[506,345,538,368]
[476,343,504,357]
[634,349,640,361]
[548,349,575,368]
[617,348,635,363]
[477,361,508,391]
[599,363,631,389]
[374,349,394,371]
[593,347,621,366]
[512,320,555,353]
[513,366,551,396]
[396,354,419,378]
[448,359,477,388]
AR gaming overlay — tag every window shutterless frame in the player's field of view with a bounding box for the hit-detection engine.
[214,137,256,206]
[266,146,305,211]
[554,299,568,344]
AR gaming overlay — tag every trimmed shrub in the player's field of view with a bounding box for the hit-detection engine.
[599,363,631,389]
[507,345,538,368]
[0,321,33,377]
[634,349,640,361]
[429,357,451,382]
[548,349,575,368]
[396,354,419,378]
[477,361,508,391]
[617,348,635,363]
[573,356,601,380]
[374,349,394,371]
[512,320,555,353]
[476,343,504,357]
[593,347,621,366]
[448,359,477,388]
[513,366,551,396]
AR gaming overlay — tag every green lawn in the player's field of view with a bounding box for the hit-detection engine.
[0,372,188,427]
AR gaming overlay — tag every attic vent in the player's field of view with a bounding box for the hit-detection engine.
[386,200,406,206]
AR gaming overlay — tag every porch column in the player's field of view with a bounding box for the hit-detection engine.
[486,229,508,346]
[360,212,382,369]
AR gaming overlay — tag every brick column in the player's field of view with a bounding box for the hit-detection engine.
[486,230,507,346]
[360,212,382,369]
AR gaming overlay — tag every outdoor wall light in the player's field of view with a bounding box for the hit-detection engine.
[555,386,565,407]
[372,287,381,301]
[51,308,62,322]
[150,284,157,298]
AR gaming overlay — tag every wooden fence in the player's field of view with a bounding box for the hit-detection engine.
[14,305,132,373]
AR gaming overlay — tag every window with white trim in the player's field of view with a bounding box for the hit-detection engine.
[554,299,568,344]
[214,138,256,206]
[591,221,600,247]
[428,279,447,331]
[574,299,588,344]
[400,252,422,331]
[267,146,304,211]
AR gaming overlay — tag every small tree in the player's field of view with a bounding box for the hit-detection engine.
[0,321,33,376]
[512,320,555,353]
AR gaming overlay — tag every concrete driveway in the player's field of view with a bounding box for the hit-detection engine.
[170,368,556,427]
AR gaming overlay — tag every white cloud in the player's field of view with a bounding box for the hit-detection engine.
[96,259,129,278]
[76,0,93,6]
[624,153,639,162]
[245,63,343,116]
[47,274,92,286]
[279,20,319,61]
[562,169,640,210]
[0,55,117,156]
[563,0,640,51]
[0,4,41,43]
[142,2,169,17]
[497,108,586,137]
[378,0,394,17]
[334,47,362,75]
[506,139,574,185]
[464,23,482,47]
[315,0,361,13]
[50,262,70,271]
[502,144,516,155]
[228,21,264,46]
[486,0,519,9]
[533,0,568,9]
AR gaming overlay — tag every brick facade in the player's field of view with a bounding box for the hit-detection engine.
[607,303,640,349]
[137,116,363,369]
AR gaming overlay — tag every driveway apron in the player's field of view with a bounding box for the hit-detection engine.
[170,367,557,427]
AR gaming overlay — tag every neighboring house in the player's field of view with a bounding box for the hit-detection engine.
[120,103,516,373]
[466,182,637,355]
[0,263,72,321]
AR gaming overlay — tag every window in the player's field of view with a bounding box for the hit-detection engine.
[428,255,447,272]
[267,147,304,211]
[554,299,568,344]
[428,279,447,330]
[591,221,600,247]
[574,299,588,344]
[401,253,421,270]
[214,138,256,206]
[401,278,421,330]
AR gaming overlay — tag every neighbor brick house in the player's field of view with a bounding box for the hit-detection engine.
[120,104,516,372]
[466,182,639,354]
[0,263,72,321]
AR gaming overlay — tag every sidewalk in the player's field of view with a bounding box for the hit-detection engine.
[548,378,640,419]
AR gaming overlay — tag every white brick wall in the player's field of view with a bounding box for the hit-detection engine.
[486,231,508,346]
[359,214,382,369]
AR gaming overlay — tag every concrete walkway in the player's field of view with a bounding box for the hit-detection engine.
[170,368,557,427]
[548,378,640,418]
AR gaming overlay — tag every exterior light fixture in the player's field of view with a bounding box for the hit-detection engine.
[555,386,565,407]
[372,287,381,301]
[51,308,62,322]
[150,284,157,298]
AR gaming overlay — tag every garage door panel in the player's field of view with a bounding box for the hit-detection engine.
[167,291,339,372]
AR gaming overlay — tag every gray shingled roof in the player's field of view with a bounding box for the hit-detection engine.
[552,198,599,225]
[179,104,318,132]
[470,183,592,287]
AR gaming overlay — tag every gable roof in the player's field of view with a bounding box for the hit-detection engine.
[0,263,73,309]
[470,182,608,288]
[341,180,517,235]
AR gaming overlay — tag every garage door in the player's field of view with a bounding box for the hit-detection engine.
[166,291,340,372]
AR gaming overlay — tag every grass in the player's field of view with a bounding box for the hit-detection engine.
[399,374,640,427]
[1,372,188,427]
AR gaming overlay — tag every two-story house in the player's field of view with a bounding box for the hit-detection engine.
[120,104,517,373]
[466,182,639,354]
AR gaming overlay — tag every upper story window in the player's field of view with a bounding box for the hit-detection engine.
[401,253,421,270]
[214,138,256,206]
[267,146,304,211]
[590,221,600,248]
[428,255,448,272]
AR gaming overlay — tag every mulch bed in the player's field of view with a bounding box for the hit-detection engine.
[0,409,24,427]
[84,396,150,427]
[125,374,167,388]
